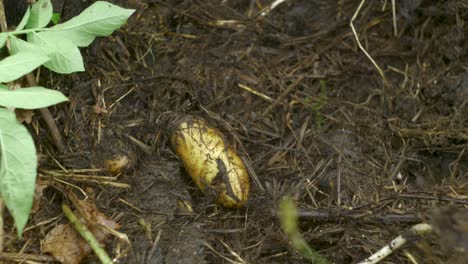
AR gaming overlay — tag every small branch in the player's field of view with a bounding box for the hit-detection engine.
[62,203,113,264]
[0,0,7,32]
[391,0,398,36]
[350,0,388,86]
[358,223,432,264]
[297,209,422,224]
[262,75,304,116]
[258,0,288,17]
[0,0,7,258]
[0,252,55,262]
[396,193,468,205]
[0,200,3,254]
[238,83,274,102]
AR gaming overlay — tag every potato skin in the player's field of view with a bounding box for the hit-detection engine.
[170,117,249,208]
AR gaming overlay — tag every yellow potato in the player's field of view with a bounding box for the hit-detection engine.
[170,117,250,208]
[105,155,131,175]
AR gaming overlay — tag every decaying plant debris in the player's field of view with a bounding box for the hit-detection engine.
[1,0,466,263]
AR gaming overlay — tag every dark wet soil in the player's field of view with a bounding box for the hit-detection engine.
[4,0,468,263]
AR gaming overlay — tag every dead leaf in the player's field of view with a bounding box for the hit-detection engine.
[32,178,50,213]
[75,197,120,242]
[41,224,90,264]
[15,109,35,124]
[41,197,120,264]
[93,104,108,114]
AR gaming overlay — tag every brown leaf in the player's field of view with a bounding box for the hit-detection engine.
[15,109,35,124]
[75,197,120,242]
[31,178,50,213]
[42,197,120,263]
[41,224,90,264]
[93,104,107,114]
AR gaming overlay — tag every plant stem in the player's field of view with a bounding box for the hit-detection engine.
[6,27,51,35]
[0,0,6,32]
[279,197,330,264]
[0,2,7,263]
[62,203,113,264]
[25,74,66,153]
[0,199,4,253]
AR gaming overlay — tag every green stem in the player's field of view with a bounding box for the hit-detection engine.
[279,197,330,264]
[5,27,51,36]
[62,203,113,264]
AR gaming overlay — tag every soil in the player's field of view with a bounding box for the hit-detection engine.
[3,0,468,263]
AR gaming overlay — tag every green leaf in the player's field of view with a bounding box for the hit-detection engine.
[0,108,37,237]
[36,1,135,47]
[0,86,68,109]
[27,32,84,73]
[51,12,61,25]
[0,33,7,49]
[26,0,53,29]
[0,50,50,83]
[10,37,82,74]
[9,37,37,54]
[16,7,31,32]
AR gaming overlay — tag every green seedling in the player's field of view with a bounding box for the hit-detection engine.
[304,80,327,128]
[0,0,134,237]
[312,80,327,128]
[279,196,330,264]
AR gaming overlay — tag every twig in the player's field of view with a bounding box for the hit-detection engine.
[350,0,388,85]
[358,223,432,264]
[0,200,3,254]
[210,20,246,30]
[118,198,143,213]
[0,0,7,258]
[39,169,120,181]
[237,83,274,102]
[96,222,131,263]
[387,144,409,182]
[262,75,304,116]
[297,209,422,224]
[0,0,7,32]
[218,239,247,264]
[146,230,162,263]
[391,0,398,36]
[40,174,131,188]
[62,203,113,264]
[108,86,136,110]
[240,155,264,192]
[396,193,468,205]
[202,240,243,264]
[24,216,60,232]
[337,154,342,206]
[0,252,55,263]
[258,0,288,17]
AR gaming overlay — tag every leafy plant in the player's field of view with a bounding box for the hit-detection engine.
[0,0,134,236]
